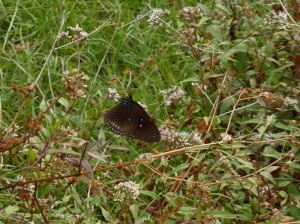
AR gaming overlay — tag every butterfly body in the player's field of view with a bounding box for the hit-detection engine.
[104,94,161,142]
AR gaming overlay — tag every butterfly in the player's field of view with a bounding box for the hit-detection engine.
[104,94,161,142]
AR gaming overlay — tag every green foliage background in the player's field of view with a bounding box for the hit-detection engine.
[0,0,300,223]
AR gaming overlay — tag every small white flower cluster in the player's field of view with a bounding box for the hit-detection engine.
[284,96,298,107]
[178,6,201,21]
[61,126,78,137]
[108,88,120,102]
[191,132,203,144]
[15,175,35,196]
[220,132,233,143]
[161,125,202,147]
[69,24,89,39]
[138,153,153,159]
[148,8,170,25]
[58,24,88,42]
[62,68,90,99]
[277,11,288,24]
[113,181,140,202]
[57,31,71,39]
[160,86,186,106]
[182,6,200,15]
[161,127,188,142]
[69,24,83,33]
[263,10,288,25]
[38,195,55,211]
[192,82,205,95]
[16,175,26,182]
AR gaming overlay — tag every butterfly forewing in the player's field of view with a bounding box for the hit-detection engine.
[104,103,139,136]
[104,94,161,142]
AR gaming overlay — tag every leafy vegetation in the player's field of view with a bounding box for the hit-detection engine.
[0,0,300,223]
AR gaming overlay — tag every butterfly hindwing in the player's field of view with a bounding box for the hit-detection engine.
[130,102,161,142]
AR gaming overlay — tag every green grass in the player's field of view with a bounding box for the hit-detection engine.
[1,0,300,223]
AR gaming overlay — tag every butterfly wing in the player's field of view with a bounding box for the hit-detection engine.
[130,101,161,142]
[104,94,161,142]
[104,102,139,137]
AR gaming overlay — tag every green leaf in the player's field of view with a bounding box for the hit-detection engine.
[223,43,249,57]
[240,118,262,124]
[285,207,300,219]
[198,17,210,26]
[48,149,80,155]
[5,206,19,215]
[179,77,200,83]
[264,166,279,173]
[216,3,230,14]
[204,73,224,80]
[221,142,247,149]
[39,99,47,112]
[235,52,249,72]
[28,148,36,165]
[50,118,65,134]
[161,157,168,166]
[258,125,267,136]
[235,158,254,169]
[58,97,70,108]
[204,210,235,217]
[178,206,196,215]
[81,160,93,177]
[274,122,292,131]
[278,180,291,188]
[287,184,300,195]
[262,149,282,159]
[106,145,131,151]
[212,116,220,125]
[220,55,236,71]
[260,171,276,184]
[220,96,236,115]
[98,127,105,142]
[279,191,288,206]
[198,3,210,15]
[207,25,223,42]
[203,116,210,124]
[140,190,160,200]
[101,206,112,222]
[287,162,300,169]
[279,191,288,198]
[30,136,45,151]
[250,78,257,88]
[86,150,108,162]
[266,114,276,127]
[87,139,103,151]
[174,163,189,172]
[62,195,71,203]
[200,54,211,62]
[129,204,139,220]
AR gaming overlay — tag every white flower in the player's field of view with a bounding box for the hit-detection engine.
[108,88,120,102]
[220,132,233,143]
[113,181,140,202]
[69,24,83,32]
[57,31,71,39]
[148,9,170,25]
[160,86,185,106]
[191,132,202,144]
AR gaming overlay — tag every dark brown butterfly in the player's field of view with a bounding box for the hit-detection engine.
[104,94,161,142]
